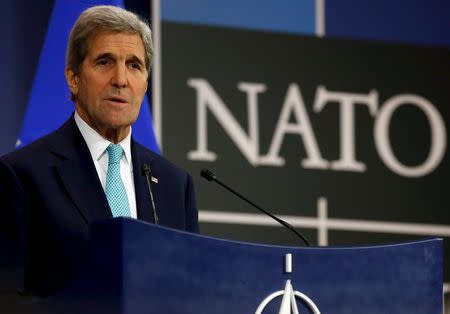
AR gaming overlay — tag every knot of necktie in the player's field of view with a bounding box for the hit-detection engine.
[107,144,123,164]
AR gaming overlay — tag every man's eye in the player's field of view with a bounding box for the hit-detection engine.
[130,62,142,70]
[97,59,109,66]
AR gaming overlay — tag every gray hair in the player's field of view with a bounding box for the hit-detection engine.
[66,5,153,75]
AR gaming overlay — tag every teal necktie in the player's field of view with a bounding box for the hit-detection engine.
[105,144,131,217]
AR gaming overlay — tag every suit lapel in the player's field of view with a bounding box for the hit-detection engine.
[50,117,112,225]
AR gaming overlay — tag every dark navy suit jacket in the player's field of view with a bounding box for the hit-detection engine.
[0,116,199,296]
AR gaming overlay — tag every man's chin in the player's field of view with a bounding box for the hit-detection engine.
[95,119,134,140]
[101,116,136,129]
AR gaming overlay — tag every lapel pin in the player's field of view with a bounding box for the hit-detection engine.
[151,176,158,184]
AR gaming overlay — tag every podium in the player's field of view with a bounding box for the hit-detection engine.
[3,218,443,313]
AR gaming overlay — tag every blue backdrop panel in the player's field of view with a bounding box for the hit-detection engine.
[326,0,450,47]
[18,0,159,153]
[0,1,53,155]
[48,219,442,314]
[161,0,316,35]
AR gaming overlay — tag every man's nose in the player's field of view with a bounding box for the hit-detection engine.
[111,63,128,87]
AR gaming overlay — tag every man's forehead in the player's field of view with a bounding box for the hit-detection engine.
[87,31,145,59]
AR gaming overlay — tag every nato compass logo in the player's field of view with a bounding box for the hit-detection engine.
[255,254,321,314]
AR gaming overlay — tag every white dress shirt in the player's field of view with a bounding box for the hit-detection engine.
[74,112,137,218]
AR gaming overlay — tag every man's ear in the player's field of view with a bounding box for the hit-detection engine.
[65,67,79,95]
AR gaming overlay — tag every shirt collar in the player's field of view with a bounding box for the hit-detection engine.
[74,111,132,164]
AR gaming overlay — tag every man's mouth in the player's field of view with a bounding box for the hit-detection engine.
[105,96,128,104]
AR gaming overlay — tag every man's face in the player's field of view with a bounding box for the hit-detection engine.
[66,31,148,140]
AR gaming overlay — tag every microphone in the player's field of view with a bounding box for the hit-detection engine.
[200,169,310,246]
[142,163,158,224]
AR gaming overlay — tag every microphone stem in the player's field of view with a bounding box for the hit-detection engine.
[143,167,158,224]
[213,178,310,246]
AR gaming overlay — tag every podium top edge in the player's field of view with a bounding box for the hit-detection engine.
[91,217,443,251]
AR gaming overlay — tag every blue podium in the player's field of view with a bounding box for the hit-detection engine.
[3,218,444,313]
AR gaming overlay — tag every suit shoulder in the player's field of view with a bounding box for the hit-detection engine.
[2,136,50,166]
[0,126,67,169]
[1,118,76,168]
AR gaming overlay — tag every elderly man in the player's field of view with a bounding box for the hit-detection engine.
[0,5,198,296]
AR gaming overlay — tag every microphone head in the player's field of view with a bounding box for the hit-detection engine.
[142,163,151,174]
[200,169,216,181]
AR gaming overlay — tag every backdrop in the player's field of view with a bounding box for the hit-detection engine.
[154,0,450,297]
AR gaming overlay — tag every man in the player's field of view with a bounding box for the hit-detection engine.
[0,5,198,296]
